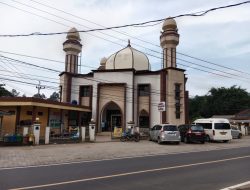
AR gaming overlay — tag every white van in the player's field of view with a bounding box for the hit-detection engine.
[194,118,232,142]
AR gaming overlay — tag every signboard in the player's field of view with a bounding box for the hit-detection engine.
[113,127,123,137]
[158,102,166,112]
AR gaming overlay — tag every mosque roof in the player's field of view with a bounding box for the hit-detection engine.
[105,41,150,71]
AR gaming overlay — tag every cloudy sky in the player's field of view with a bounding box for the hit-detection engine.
[0,0,249,97]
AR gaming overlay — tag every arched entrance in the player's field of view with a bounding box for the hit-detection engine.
[101,101,122,132]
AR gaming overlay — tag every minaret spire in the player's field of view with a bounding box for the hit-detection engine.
[61,27,82,103]
[63,27,82,74]
[160,17,179,68]
[127,39,131,47]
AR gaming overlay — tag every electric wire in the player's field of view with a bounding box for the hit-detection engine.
[1,49,249,84]
[0,53,244,108]
[0,1,249,37]
[0,0,249,98]
[28,0,250,77]
[1,51,249,98]
[0,55,186,102]
[0,75,180,108]
[0,1,127,49]
[1,1,249,79]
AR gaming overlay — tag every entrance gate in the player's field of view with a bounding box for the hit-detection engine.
[100,102,122,137]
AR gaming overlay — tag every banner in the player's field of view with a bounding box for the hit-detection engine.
[113,127,122,137]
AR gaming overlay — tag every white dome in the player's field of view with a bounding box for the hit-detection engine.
[105,44,150,71]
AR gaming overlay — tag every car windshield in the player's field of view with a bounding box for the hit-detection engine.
[163,125,178,131]
[191,125,204,131]
[214,123,231,130]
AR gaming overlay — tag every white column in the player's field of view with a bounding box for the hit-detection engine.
[23,127,29,136]
[81,126,86,142]
[89,120,96,142]
[45,126,50,144]
[33,124,40,145]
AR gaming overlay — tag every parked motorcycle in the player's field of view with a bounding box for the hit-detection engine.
[120,131,140,142]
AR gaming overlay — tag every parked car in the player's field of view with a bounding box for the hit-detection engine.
[231,126,242,139]
[178,124,206,144]
[149,124,180,144]
[194,118,232,143]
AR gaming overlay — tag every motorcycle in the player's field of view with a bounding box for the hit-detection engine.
[120,131,140,142]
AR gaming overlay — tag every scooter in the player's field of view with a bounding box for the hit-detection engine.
[120,131,140,142]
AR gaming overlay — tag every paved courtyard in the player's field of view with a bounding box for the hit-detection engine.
[0,136,249,169]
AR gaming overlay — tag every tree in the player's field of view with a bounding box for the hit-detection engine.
[0,86,12,97]
[189,95,207,120]
[11,89,20,97]
[48,92,60,102]
[206,86,250,115]
[189,86,250,122]
[33,93,46,99]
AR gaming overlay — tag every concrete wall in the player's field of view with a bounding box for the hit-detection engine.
[68,69,185,128]
[60,74,69,103]
[71,77,94,106]
[166,69,185,125]
[94,71,133,125]
[138,96,150,114]
[99,86,125,111]
[134,74,161,127]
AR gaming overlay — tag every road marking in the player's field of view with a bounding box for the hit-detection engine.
[220,181,250,190]
[9,155,250,190]
[1,145,250,171]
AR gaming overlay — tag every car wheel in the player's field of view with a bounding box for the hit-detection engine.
[201,141,205,144]
[176,141,180,145]
[157,137,161,144]
[223,140,229,143]
[205,135,210,142]
[184,136,189,144]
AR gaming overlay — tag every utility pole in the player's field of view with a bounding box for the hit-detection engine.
[36,81,45,96]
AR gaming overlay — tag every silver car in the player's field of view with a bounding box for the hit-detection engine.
[149,124,180,144]
[231,126,242,139]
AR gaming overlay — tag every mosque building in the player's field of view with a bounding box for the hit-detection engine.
[59,18,189,135]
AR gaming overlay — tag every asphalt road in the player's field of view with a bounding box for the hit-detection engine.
[0,146,250,190]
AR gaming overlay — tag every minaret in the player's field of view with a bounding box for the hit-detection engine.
[63,27,82,74]
[98,57,107,70]
[160,18,179,68]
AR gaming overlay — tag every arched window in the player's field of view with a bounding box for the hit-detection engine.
[139,110,149,128]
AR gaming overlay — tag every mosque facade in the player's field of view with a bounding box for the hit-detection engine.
[59,18,189,134]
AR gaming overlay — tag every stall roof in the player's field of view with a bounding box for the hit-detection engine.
[0,97,91,112]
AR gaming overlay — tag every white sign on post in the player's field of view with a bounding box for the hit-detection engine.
[158,102,166,112]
